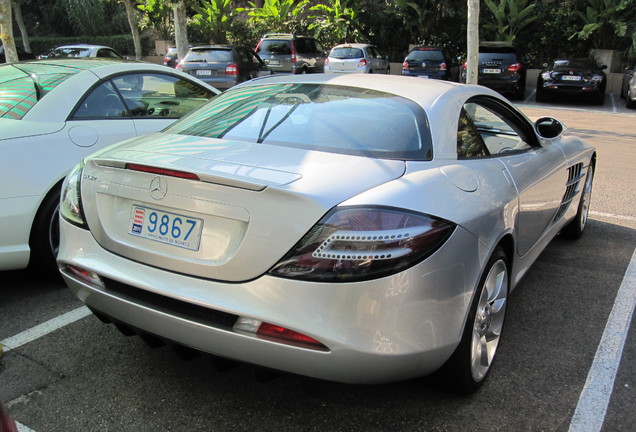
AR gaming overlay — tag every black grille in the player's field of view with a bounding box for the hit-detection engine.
[554,163,584,221]
[101,277,238,329]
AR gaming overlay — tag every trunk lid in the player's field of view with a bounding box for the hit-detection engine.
[81,133,406,281]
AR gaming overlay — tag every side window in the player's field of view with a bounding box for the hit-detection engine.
[72,81,127,119]
[296,38,310,54]
[97,49,119,58]
[111,73,215,118]
[458,100,533,158]
[237,48,250,65]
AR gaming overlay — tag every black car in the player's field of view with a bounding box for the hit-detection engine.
[536,58,607,105]
[0,44,36,63]
[163,47,178,68]
[176,45,271,90]
[401,46,459,81]
[461,42,526,100]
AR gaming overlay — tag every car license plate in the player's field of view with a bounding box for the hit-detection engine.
[561,75,582,81]
[128,205,203,251]
[483,68,501,74]
[268,60,280,65]
[197,70,212,76]
[418,75,429,78]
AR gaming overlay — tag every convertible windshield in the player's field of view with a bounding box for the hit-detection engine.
[0,63,81,119]
[167,83,432,160]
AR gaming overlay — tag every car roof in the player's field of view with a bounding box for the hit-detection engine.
[332,43,374,49]
[54,44,112,49]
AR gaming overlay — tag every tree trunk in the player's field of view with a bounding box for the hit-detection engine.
[173,1,189,62]
[122,0,143,60]
[12,1,30,53]
[0,0,18,62]
[466,0,479,85]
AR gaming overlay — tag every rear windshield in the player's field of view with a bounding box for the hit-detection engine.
[48,47,91,58]
[166,83,432,160]
[552,59,599,70]
[257,40,292,55]
[330,47,364,59]
[406,50,445,61]
[0,63,80,119]
[184,49,233,62]
[478,52,517,62]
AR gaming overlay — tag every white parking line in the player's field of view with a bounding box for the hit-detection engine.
[590,211,636,223]
[16,421,36,432]
[568,248,636,432]
[0,306,91,353]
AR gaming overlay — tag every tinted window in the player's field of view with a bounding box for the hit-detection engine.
[257,40,292,55]
[0,63,80,119]
[185,49,233,62]
[330,47,364,59]
[406,50,445,61]
[73,81,126,118]
[49,47,92,58]
[167,83,432,160]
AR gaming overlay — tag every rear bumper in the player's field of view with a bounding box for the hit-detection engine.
[57,218,482,383]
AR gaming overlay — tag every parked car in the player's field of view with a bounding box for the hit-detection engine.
[620,64,635,108]
[58,74,595,393]
[0,44,36,63]
[324,43,390,74]
[536,58,607,105]
[44,44,124,59]
[163,47,178,68]
[461,42,526,100]
[0,59,219,273]
[176,45,271,90]
[0,400,18,432]
[255,33,325,74]
[402,46,458,81]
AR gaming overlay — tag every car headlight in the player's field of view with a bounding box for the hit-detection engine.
[60,160,87,228]
[269,206,456,282]
[541,72,551,80]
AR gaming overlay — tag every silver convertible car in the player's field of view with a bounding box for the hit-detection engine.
[58,74,595,392]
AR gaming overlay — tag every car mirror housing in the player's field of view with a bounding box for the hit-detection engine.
[535,117,564,139]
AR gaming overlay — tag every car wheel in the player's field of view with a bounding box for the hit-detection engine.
[442,247,509,393]
[561,164,594,239]
[29,186,61,274]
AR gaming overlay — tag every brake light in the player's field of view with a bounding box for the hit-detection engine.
[461,61,468,69]
[402,60,408,70]
[440,62,447,70]
[291,43,297,63]
[234,317,328,350]
[226,63,238,75]
[325,58,330,66]
[270,206,455,282]
[175,62,183,71]
[508,63,522,72]
[125,163,200,180]
[358,58,367,67]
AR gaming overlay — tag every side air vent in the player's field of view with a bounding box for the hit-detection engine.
[554,163,584,222]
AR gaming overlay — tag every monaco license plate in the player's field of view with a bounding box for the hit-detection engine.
[267,60,280,65]
[561,75,582,81]
[128,205,203,251]
[483,68,501,74]
[196,69,213,76]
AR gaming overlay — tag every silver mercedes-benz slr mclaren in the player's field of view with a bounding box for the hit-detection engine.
[58,73,596,393]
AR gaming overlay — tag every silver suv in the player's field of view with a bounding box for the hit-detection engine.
[255,33,326,74]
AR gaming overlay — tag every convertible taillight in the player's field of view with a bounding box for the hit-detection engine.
[270,206,455,282]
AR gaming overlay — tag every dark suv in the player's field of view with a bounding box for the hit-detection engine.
[255,33,326,74]
[461,42,526,100]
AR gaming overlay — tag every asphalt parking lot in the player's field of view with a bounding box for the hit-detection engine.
[1,94,635,432]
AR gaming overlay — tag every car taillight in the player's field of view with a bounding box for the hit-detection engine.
[358,59,367,67]
[291,43,297,63]
[440,62,447,70]
[461,61,468,69]
[507,63,522,72]
[60,161,87,229]
[175,62,183,71]
[234,317,327,350]
[226,63,238,75]
[402,60,408,70]
[270,206,455,282]
[325,58,330,66]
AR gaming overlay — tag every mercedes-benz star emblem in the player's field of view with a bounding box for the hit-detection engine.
[149,176,168,200]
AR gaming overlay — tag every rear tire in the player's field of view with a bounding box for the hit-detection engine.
[441,247,509,393]
[561,164,594,239]
[29,186,61,275]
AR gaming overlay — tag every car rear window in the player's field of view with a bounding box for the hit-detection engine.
[185,49,233,62]
[48,47,92,58]
[330,47,364,59]
[0,63,80,119]
[406,50,445,61]
[166,83,432,160]
[257,40,292,55]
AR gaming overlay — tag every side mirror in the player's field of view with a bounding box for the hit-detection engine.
[535,117,564,139]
